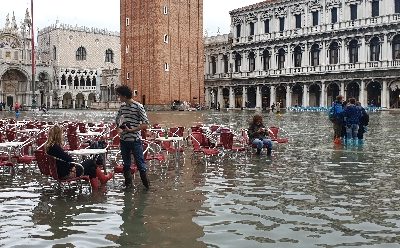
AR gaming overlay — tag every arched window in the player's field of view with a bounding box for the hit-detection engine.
[236,24,241,38]
[223,55,229,73]
[349,40,358,63]
[370,37,380,61]
[278,48,285,69]
[53,46,57,60]
[329,42,339,64]
[76,46,86,61]
[210,56,216,75]
[105,49,114,63]
[249,22,255,36]
[248,52,255,72]
[294,46,302,67]
[263,50,270,70]
[396,0,400,13]
[392,35,400,60]
[234,53,241,72]
[372,0,379,17]
[310,44,320,66]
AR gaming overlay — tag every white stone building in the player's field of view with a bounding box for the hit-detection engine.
[0,10,53,109]
[37,22,121,109]
[204,0,400,109]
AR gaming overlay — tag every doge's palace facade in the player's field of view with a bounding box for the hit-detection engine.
[204,0,400,109]
[37,22,121,109]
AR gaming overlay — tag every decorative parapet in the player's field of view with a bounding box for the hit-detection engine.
[204,34,231,45]
[38,22,120,37]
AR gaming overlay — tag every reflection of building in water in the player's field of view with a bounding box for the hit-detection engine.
[204,0,400,109]
[0,10,52,108]
[37,20,121,109]
[0,9,122,109]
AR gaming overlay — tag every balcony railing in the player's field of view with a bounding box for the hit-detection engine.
[59,85,97,91]
[205,60,400,80]
[232,14,400,45]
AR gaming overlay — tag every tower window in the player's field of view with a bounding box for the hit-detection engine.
[126,18,130,26]
[163,6,168,15]
[164,34,169,43]
[164,63,169,71]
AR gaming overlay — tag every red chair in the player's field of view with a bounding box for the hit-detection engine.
[35,150,51,177]
[220,132,246,153]
[268,127,289,143]
[46,155,91,188]
[189,132,219,158]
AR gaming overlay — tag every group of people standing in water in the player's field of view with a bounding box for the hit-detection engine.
[330,95,369,145]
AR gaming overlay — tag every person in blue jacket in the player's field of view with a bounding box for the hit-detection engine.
[343,98,362,145]
[331,95,344,144]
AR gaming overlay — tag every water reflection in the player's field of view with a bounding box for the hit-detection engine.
[0,110,400,247]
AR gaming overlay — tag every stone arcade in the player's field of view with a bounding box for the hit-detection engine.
[204,0,400,109]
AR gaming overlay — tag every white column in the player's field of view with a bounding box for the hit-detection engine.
[303,84,308,107]
[303,43,309,67]
[229,87,235,109]
[320,82,326,107]
[287,46,292,69]
[205,88,211,108]
[382,80,388,108]
[286,84,291,107]
[218,87,224,108]
[58,99,62,108]
[322,41,327,66]
[255,49,261,71]
[205,56,210,75]
[382,34,388,61]
[271,46,276,69]
[340,81,345,97]
[242,86,247,108]
[72,99,76,109]
[341,40,346,64]
[361,37,367,63]
[256,85,262,109]
[360,80,366,106]
[270,85,276,106]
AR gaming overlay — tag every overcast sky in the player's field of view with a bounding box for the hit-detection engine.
[0,0,261,36]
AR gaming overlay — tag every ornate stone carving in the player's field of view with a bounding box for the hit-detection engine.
[246,12,258,23]
[345,0,362,5]
[326,0,342,8]
[260,10,273,20]
[275,7,287,17]
[291,4,304,14]
[233,17,244,25]
[308,0,322,10]
[389,81,400,91]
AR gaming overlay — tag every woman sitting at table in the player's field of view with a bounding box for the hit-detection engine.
[45,125,113,189]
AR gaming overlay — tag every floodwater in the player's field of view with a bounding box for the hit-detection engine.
[1,109,400,248]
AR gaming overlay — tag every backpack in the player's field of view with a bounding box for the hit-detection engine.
[328,104,337,122]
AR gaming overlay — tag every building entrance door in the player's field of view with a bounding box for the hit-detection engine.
[6,96,13,108]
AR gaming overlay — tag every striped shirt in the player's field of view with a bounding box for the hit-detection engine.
[115,101,149,141]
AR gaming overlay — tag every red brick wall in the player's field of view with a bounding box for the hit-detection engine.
[121,0,204,106]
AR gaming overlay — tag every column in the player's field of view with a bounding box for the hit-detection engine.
[382,80,388,108]
[58,99,62,109]
[382,34,388,61]
[72,99,76,109]
[360,80,366,106]
[340,81,345,97]
[303,43,309,67]
[205,88,211,108]
[286,84,291,107]
[287,46,292,69]
[205,55,210,75]
[361,37,367,63]
[217,87,224,108]
[341,39,346,64]
[270,85,276,106]
[256,85,262,109]
[49,94,53,109]
[255,49,261,72]
[320,82,326,107]
[322,41,327,66]
[84,99,88,108]
[271,46,276,69]
[242,86,247,108]
[303,84,308,107]
[229,87,235,109]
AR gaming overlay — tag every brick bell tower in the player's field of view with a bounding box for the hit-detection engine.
[121,0,204,108]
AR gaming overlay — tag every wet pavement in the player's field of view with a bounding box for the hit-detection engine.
[0,109,399,248]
